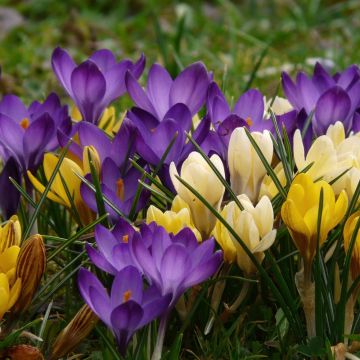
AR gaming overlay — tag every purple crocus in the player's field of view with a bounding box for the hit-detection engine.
[282,62,360,136]
[132,224,223,306]
[78,265,171,355]
[52,47,145,124]
[0,93,71,218]
[73,120,149,220]
[125,62,211,120]
[204,82,297,160]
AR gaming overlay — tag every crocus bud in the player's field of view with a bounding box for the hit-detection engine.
[14,235,46,313]
[259,163,286,200]
[213,194,276,275]
[0,344,44,359]
[170,152,225,238]
[50,305,98,360]
[83,145,101,176]
[281,173,348,267]
[0,215,21,252]
[228,127,273,202]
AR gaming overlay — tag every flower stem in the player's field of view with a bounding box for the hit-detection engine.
[151,314,168,360]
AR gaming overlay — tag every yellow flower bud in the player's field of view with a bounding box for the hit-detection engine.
[50,305,98,360]
[14,235,46,313]
[281,173,348,265]
[0,215,21,252]
[343,211,360,280]
[228,127,273,202]
[146,196,202,241]
[214,194,276,275]
[170,152,225,238]
[82,145,101,176]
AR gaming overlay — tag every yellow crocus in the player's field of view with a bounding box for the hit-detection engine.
[27,153,94,225]
[0,273,21,320]
[146,196,201,241]
[343,211,360,280]
[281,173,348,266]
[0,215,21,252]
[259,162,287,199]
[213,194,276,275]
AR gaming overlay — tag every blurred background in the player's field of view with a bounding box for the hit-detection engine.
[0,0,359,104]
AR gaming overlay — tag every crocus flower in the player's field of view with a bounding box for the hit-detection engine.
[146,195,201,241]
[52,47,145,124]
[282,63,360,137]
[126,62,211,120]
[170,151,225,238]
[131,224,223,306]
[343,211,360,280]
[27,152,95,225]
[78,265,171,355]
[0,273,21,321]
[281,173,348,268]
[213,194,276,275]
[228,127,273,202]
[0,93,71,217]
[85,219,139,276]
[0,93,70,171]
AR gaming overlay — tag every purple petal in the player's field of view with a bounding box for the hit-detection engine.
[282,72,301,110]
[217,114,247,147]
[86,243,117,275]
[233,89,264,124]
[170,62,210,115]
[297,72,319,113]
[23,114,55,170]
[95,224,119,261]
[130,53,146,79]
[160,244,191,297]
[313,62,335,93]
[314,86,351,135]
[140,294,171,326]
[70,60,106,123]
[89,49,117,71]
[337,65,360,90]
[125,71,156,115]
[0,95,29,121]
[78,122,111,162]
[163,103,192,132]
[183,250,222,289]
[146,64,172,120]
[51,47,76,97]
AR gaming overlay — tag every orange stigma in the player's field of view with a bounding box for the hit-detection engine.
[123,290,132,302]
[245,117,253,126]
[116,178,125,201]
[122,234,129,243]
[20,118,30,129]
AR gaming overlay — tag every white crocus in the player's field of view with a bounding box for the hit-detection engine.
[228,127,273,202]
[213,194,276,275]
[169,152,225,238]
[264,96,293,116]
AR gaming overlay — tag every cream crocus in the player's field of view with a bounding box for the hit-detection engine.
[259,162,287,199]
[170,152,225,238]
[146,196,201,241]
[265,96,293,116]
[228,127,273,202]
[214,194,276,275]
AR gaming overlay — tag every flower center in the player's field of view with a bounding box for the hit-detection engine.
[123,290,132,302]
[122,234,129,243]
[245,117,253,126]
[116,178,125,201]
[20,118,30,129]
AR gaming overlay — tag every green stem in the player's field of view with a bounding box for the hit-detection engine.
[151,314,168,360]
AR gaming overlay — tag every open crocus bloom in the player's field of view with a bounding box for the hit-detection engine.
[52,47,145,124]
[0,274,21,321]
[281,173,348,266]
[214,194,276,275]
[78,266,170,356]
